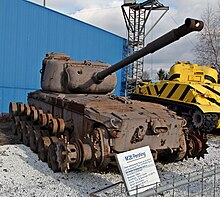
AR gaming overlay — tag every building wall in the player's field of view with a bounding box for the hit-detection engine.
[0,0,126,112]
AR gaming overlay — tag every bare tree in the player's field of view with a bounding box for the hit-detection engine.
[194,3,220,72]
[157,68,169,80]
[142,70,150,81]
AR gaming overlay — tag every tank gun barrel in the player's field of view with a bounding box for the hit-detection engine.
[93,18,204,83]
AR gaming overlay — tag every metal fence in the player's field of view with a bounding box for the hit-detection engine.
[90,164,220,197]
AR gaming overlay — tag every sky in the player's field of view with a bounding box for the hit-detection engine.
[27,0,219,78]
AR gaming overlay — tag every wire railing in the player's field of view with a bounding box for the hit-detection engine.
[90,164,220,197]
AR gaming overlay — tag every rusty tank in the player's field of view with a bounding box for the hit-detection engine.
[9,18,205,173]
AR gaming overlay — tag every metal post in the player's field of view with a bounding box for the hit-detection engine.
[187,174,190,197]
[156,182,158,197]
[43,0,46,7]
[201,167,204,196]
[214,165,216,196]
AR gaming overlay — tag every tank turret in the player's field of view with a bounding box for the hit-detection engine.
[41,18,203,94]
[169,61,218,84]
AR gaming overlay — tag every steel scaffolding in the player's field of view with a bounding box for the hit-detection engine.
[121,0,168,96]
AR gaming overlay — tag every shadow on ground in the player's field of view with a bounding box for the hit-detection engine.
[0,122,21,145]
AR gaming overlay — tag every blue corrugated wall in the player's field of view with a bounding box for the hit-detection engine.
[0,0,126,112]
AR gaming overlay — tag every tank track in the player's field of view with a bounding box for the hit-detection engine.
[130,94,219,133]
[9,102,97,173]
[202,114,219,132]
[171,104,218,133]
[184,131,208,160]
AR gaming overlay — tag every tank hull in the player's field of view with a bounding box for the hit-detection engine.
[9,91,202,172]
[30,91,187,149]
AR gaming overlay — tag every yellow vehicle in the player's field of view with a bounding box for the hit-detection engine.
[131,61,220,133]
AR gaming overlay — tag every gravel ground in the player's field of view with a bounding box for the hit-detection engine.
[0,145,122,197]
[0,122,219,196]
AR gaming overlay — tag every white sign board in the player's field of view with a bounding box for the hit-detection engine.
[116,146,160,196]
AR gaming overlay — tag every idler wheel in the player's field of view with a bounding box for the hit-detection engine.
[188,133,208,159]
[187,133,203,158]
[47,142,60,172]
[37,136,51,162]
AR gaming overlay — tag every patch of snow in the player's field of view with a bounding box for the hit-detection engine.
[0,145,121,196]
[0,134,219,196]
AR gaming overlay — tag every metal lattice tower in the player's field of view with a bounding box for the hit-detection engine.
[121,0,169,96]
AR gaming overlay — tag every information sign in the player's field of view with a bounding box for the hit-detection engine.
[115,146,160,196]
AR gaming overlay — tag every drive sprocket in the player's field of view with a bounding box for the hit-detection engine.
[185,132,208,159]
